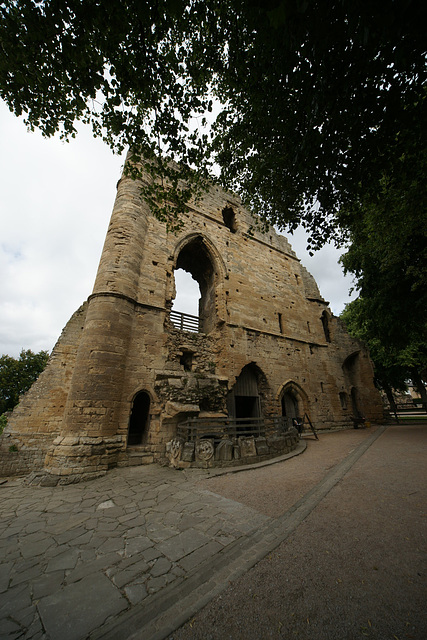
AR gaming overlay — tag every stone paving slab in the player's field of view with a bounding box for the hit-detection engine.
[0,431,392,640]
[0,459,272,640]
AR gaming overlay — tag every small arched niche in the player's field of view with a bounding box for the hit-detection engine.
[174,236,218,333]
[339,391,348,410]
[128,391,150,446]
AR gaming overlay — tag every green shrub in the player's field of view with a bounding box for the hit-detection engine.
[0,413,7,435]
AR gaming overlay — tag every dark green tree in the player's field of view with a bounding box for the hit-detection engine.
[340,162,427,411]
[1,2,425,402]
[1,1,425,243]
[341,298,414,415]
[0,349,49,415]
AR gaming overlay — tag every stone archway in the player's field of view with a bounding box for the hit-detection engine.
[279,381,309,424]
[227,363,271,420]
[173,234,226,334]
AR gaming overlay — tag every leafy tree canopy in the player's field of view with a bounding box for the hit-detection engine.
[0,349,49,415]
[1,0,426,245]
[340,165,427,406]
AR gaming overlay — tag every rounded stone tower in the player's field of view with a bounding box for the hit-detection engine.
[44,167,151,480]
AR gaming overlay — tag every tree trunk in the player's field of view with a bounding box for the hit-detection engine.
[410,367,427,413]
[383,382,399,423]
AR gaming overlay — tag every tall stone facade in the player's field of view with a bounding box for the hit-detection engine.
[0,160,383,482]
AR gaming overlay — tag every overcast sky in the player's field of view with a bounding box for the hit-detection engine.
[0,100,356,358]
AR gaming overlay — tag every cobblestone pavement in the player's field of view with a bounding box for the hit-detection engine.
[0,425,424,640]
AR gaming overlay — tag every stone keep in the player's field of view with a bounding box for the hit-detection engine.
[0,159,383,481]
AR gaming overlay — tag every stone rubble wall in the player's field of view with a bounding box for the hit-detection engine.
[165,429,300,469]
[0,305,87,476]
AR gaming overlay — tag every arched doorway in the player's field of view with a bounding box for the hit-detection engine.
[128,391,150,446]
[343,352,364,418]
[281,390,299,420]
[279,382,309,427]
[227,364,264,420]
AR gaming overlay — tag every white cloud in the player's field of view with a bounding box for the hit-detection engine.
[0,102,123,356]
[0,101,353,357]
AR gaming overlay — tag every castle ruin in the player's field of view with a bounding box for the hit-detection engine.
[0,158,383,483]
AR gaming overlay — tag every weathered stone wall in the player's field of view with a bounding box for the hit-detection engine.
[0,161,383,480]
[0,305,87,475]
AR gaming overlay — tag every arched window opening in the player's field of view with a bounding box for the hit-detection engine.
[321,311,331,342]
[343,353,365,418]
[128,391,150,446]
[172,269,200,317]
[222,207,237,233]
[174,237,217,333]
[339,392,348,410]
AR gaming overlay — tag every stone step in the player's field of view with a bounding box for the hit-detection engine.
[120,449,154,467]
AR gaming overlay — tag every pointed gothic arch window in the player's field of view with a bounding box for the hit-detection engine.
[174,236,218,333]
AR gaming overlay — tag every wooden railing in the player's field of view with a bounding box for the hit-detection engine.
[386,402,427,423]
[170,310,200,333]
[176,416,291,443]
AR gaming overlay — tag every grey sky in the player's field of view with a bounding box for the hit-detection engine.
[0,101,356,358]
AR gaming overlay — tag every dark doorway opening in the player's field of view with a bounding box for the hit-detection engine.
[227,364,264,435]
[128,391,150,446]
[235,395,260,419]
[282,391,299,419]
[351,387,361,417]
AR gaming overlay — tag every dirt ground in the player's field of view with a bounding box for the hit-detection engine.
[169,424,426,640]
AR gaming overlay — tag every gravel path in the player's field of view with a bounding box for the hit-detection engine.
[169,424,426,640]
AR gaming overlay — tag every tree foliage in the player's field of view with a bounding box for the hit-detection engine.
[1,1,425,244]
[341,298,414,391]
[1,1,425,398]
[340,162,427,405]
[0,349,49,415]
